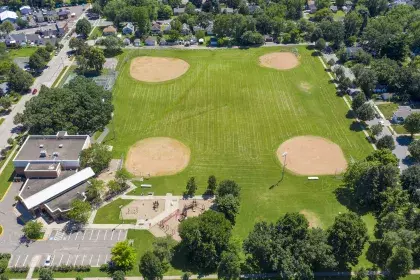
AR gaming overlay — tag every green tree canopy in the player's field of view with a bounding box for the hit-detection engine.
[217,180,241,198]
[67,199,92,224]
[38,268,54,280]
[139,251,165,280]
[21,77,113,135]
[216,194,240,225]
[376,135,395,150]
[76,18,92,37]
[111,241,137,271]
[8,64,33,93]
[185,177,197,196]
[80,143,112,174]
[401,165,420,203]
[386,247,413,279]
[22,221,43,239]
[404,113,420,138]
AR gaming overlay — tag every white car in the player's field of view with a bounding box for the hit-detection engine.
[379,120,385,126]
[44,255,51,267]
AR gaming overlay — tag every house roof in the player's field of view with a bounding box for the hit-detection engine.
[20,5,31,11]
[123,22,134,29]
[20,167,94,210]
[145,36,156,42]
[173,7,185,13]
[44,181,89,213]
[0,10,17,21]
[221,7,234,13]
[103,25,117,33]
[134,38,141,42]
[14,132,89,162]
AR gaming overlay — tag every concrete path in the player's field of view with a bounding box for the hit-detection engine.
[95,127,109,143]
[0,145,17,175]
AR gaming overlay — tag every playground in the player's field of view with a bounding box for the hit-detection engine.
[121,199,166,221]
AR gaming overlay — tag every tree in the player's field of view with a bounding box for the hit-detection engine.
[76,18,92,38]
[75,277,83,280]
[0,21,14,34]
[158,4,173,19]
[86,179,105,205]
[28,53,47,72]
[22,221,43,239]
[45,42,54,53]
[67,199,91,224]
[21,77,113,135]
[133,7,150,36]
[0,274,9,280]
[0,97,11,111]
[7,138,13,146]
[111,241,137,271]
[216,194,240,225]
[404,113,420,138]
[139,251,165,280]
[315,38,326,52]
[116,168,131,189]
[217,251,241,280]
[84,47,106,73]
[206,175,217,195]
[344,11,363,37]
[356,103,375,121]
[35,48,51,61]
[13,113,24,126]
[38,268,54,280]
[386,247,413,279]
[153,237,176,264]
[8,64,33,93]
[80,143,112,174]
[112,270,125,280]
[103,35,122,55]
[179,211,232,272]
[328,212,368,267]
[240,31,264,46]
[352,92,366,112]
[217,180,240,198]
[185,177,197,196]
[371,124,383,138]
[366,149,399,166]
[108,180,123,195]
[0,258,7,274]
[401,165,420,203]
[355,68,378,97]
[377,135,395,150]
[69,37,88,55]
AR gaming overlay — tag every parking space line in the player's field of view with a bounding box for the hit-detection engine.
[89,230,94,240]
[75,232,80,240]
[82,255,86,265]
[123,230,128,240]
[22,255,29,267]
[117,230,122,240]
[14,255,20,267]
[8,255,14,267]
[73,255,79,265]
[96,255,101,266]
[58,255,64,266]
[66,255,72,265]
[104,255,109,263]
[95,230,101,241]
[103,230,107,240]
[51,255,56,266]
[110,230,115,240]
[89,255,93,265]
[82,230,87,240]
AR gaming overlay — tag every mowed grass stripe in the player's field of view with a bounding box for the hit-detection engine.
[109,47,373,239]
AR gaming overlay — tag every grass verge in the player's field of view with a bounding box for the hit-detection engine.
[0,150,17,200]
[392,124,408,134]
[52,66,69,88]
[377,103,398,119]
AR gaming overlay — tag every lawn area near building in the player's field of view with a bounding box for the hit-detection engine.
[392,124,408,134]
[93,198,136,224]
[0,118,4,126]
[0,150,17,200]
[88,27,103,40]
[7,47,38,58]
[105,46,373,242]
[377,102,399,119]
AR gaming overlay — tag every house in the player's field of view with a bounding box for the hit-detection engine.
[173,7,185,15]
[0,6,8,13]
[0,82,8,95]
[123,37,131,45]
[122,22,134,35]
[248,4,260,13]
[5,33,27,46]
[206,21,214,35]
[342,6,349,12]
[145,36,156,46]
[308,3,317,13]
[381,92,393,101]
[0,10,17,22]
[181,23,190,35]
[134,38,141,47]
[103,25,117,36]
[13,131,94,219]
[193,25,203,33]
[392,106,420,123]
[264,35,273,42]
[221,7,234,13]
[159,38,167,46]
[151,22,161,35]
[330,5,338,12]
[57,9,70,20]
[26,33,43,45]
[19,6,32,15]
[44,10,58,22]
[55,21,68,37]
[346,47,363,59]
[33,10,44,22]
[162,24,171,34]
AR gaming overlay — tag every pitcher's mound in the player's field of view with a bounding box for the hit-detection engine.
[130,57,190,82]
[125,137,190,177]
[259,52,299,70]
[277,136,347,175]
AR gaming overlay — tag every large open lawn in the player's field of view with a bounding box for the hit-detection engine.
[107,47,373,239]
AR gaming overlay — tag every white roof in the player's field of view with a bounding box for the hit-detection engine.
[20,5,31,10]
[0,10,17,21]
[23,167,95,210]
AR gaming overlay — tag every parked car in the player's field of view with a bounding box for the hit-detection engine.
[32,88,38,95]
[44,255,51,267]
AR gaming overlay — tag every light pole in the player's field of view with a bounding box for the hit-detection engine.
[281,152,288,181]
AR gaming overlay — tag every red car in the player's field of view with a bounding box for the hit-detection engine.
[32,88,38,95]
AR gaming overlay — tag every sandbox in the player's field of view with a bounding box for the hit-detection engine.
[259,52,299,70]
[121,199,165,220]
[125,137,191,177]
[130,57,190,82]
[276,136,347,175]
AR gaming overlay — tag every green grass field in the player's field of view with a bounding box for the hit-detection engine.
[7,47,37,58]
[0,150,17,200]
[377,103,398,119]
[105,46,373,240]
[94,198,136,224]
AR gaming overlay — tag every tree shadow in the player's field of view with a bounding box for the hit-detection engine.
[334,187,369,216]
[171,244,197,273]
[365,240,391,269]
[350,121,363,132]
[306,45,315,51]
[345,110,355,119]
[395,135,412,146]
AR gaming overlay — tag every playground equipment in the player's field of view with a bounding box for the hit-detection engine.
[152,200,160,210]
[179,200,206,221]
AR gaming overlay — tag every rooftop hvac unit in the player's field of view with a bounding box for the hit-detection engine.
[40,150,47,157]
[53,152,59,157]
[39,144,44,148]
[59,144,63,148]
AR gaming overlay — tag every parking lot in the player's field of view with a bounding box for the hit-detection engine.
[9,252,112,267]
[48,228,128,242]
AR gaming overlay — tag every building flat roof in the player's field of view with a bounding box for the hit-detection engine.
[45,181,89,213]
[20,170,76,199]
[21,167,94,210]
[14,134,88,162]
[25,162,60,171]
